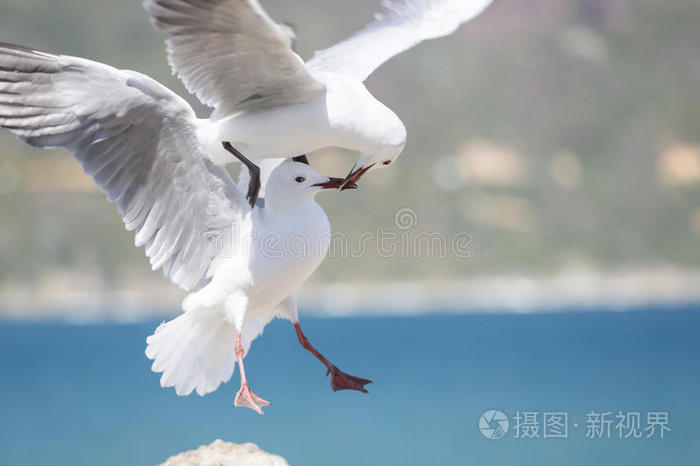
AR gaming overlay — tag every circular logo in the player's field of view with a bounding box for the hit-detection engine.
[394,208,417,230]
[479,409,509,440]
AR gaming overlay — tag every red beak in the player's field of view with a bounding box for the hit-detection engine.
[339,163,375,190]
[313,177,358,190]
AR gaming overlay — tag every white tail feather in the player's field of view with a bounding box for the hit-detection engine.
[146,308,236,396]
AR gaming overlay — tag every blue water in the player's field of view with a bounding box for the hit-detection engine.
[0,307,699,465]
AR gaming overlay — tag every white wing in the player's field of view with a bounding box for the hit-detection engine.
[306,0,494,81]
[143,0,324,117]
[0,43,250,291]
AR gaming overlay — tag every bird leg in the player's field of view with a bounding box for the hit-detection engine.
[222,142,261,208]
[233,332,270,414]
[293,322,372,393]
[292,154,310,165]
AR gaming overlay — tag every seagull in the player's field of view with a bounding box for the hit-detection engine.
[143,0,495,205]
[0,43,369,413]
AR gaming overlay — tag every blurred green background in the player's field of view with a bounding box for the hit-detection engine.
[0,0,699,317]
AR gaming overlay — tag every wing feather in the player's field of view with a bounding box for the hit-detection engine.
[0,43,250,291]
[307,0,494,81]
[143,0,324,117]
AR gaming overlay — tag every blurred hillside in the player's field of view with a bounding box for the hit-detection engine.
[0,0,699,315]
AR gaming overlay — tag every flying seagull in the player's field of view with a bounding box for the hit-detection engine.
[0,43,367,413]
[144,0,495,205]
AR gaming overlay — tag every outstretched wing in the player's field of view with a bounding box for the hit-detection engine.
[306,0,494,82]
[143,0,324,117]
[0,43,250,290]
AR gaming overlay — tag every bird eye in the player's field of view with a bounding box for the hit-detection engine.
[383,160,392,166]
[295,176,306,183]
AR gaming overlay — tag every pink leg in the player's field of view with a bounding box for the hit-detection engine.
[233,332,270,414]
[294,322,372,393]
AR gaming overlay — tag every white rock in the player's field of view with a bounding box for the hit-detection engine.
[160,439,290,466]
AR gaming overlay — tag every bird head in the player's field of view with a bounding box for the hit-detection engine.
[265,160,357,208]
[339,143,405,190]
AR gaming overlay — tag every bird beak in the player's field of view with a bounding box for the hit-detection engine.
[313,177,357,190]
[339,163,375,190]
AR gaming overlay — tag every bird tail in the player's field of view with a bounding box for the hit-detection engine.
[145,307,237,396]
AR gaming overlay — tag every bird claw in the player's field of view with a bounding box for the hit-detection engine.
[234,383,270,414]
[326,365,372,393]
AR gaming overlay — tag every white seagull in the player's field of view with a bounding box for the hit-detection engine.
[0,44,368,414]
[143,0,495,204]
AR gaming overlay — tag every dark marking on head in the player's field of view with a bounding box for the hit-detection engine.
[292,155,310,165]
